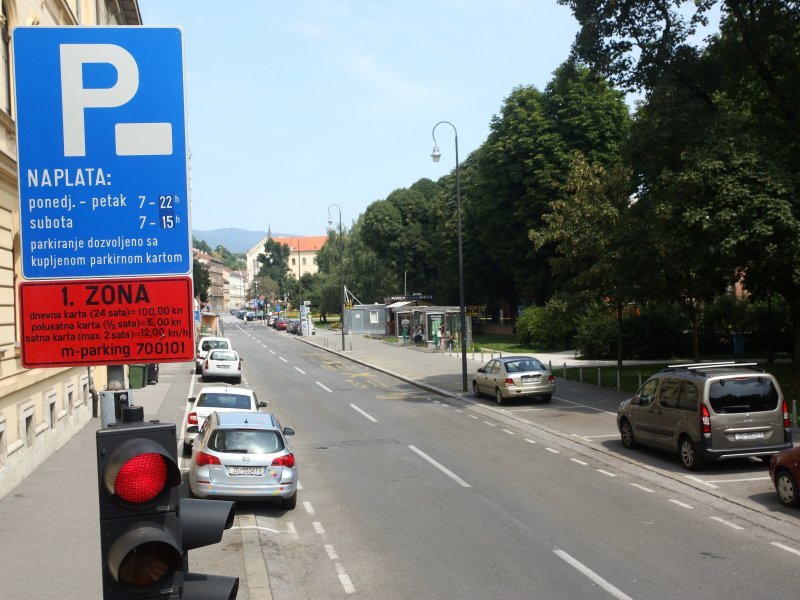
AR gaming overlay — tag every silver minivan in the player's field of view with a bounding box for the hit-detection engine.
[617,362,791,470]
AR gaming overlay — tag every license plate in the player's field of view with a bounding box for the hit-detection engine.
[216,364,230,369]
[229,466,263,476]
[735,432,765,441]
[521,375,541,383]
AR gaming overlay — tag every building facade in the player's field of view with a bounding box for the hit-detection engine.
[245,235,327,283]
[0,0,142,500]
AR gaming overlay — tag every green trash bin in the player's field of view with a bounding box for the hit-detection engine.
[128,364,146,389]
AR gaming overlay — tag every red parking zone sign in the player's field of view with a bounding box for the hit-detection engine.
[19,276,194,367]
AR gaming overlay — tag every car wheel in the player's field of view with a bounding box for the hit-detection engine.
[775,469,800,507]
[195,365,201,374]
[281,493,297,510]
[619,418,637,449]
[541,394,552,403]
[233,377,242,385]
[495,388,504,405]
[472,381,481,398]
[679,436,704,471]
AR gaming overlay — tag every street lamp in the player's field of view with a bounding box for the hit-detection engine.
[328,203,345,352]
[431,121,468,393]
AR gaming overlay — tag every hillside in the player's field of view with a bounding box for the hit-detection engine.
[192,228,267,253]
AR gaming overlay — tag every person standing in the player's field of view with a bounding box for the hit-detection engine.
[433,325,440,352]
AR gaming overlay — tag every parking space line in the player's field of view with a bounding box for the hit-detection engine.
[710,516,744,530]
[408,445,471,488]
[554,549,633,600]
[630,483,654,493]
[350,403,378,423]
[771,542,800,557]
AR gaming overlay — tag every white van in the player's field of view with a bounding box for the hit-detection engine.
[195,336,233,374]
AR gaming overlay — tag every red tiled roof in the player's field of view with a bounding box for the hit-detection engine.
[272,236,328,252]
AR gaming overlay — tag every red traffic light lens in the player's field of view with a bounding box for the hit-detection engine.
[115,453,167,503]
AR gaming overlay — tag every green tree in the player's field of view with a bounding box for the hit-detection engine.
[560,0,800,393]
[192,259,210,303]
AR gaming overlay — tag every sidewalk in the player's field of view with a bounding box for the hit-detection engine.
[293,323,637,398]
[0,365,177,600]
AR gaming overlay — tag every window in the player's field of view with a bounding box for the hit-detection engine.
[658,378,681,409]
[208,429,283,454]
[637,379,659,406]
[678,382,699,412]
[0,4,11,115]
[709,377,779,413]
[197,393,253,410]
[302,257,307,266]
[369,311,379,324]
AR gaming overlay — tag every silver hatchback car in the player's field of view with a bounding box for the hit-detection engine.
[189,411,298,509]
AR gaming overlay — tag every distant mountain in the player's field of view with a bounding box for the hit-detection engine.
[192,228,268,253]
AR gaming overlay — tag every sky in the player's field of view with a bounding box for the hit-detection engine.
[137,1,581,237]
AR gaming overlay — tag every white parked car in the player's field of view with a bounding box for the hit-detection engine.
[201,349,242,384]
[195,336,233,374]
[183,386,266,455]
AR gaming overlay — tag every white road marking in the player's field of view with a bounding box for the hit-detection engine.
[597,469,617,478]
[286,522,299,539]
[269,349,276,355]
[316,381,333,393]
[325,544,339,560]
[570,458,588,466]
[668,499,694,509]
[710,516,744,530]
[350,403,378,423]
[554,549,634,600]
[545,448,560,454]
[629,483,654,493]
[524,438,537,444]
[553,397,617,415]
[313,521,325,534]
[408,445,471,488]
[483,421,497,427]
[469,415,479,419]
[455,409,464,413]
[303,501,316,515]
[502,429,516,435]
[771,542,800,557]
[336,563,356,594]
[707,476,770,484]
[234,524,281,534]
[279,357,288,363]
[294,366,306,375]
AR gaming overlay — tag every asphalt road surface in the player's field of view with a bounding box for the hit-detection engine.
[163,317,800,599]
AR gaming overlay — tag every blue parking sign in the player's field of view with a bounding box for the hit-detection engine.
[13,27,191,279]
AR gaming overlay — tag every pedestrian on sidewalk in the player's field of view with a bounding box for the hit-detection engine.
[401,318,410,345]
[413,325,423,345]
[433,326,440,352]
[444,328,453,352]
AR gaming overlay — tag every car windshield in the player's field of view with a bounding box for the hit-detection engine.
[209,350,237,361]
[505,359,545,373]
[207,429,283,454]
[708,377,779,413]
[196,393,252,410]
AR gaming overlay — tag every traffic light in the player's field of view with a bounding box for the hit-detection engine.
[97,405,239,599]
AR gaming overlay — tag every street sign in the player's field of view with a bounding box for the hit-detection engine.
[19,277,194,367]
[13,27,190,279]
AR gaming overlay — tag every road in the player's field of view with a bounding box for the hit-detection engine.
[172,316,800,599]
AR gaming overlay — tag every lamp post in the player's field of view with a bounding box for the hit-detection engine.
[431,121,468,393]
[328,204,345,351]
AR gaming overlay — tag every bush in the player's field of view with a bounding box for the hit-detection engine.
[574,302,617,359]
[517,296,578,350]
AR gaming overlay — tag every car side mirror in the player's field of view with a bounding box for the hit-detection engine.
[258,401,267,408]
[283,427,295,436]
[477,368,485,374]
[188,396,196,403]
[631,396,640,406]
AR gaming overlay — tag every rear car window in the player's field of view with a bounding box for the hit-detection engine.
[708,377,779,413]
[197,393,252,410]
[207,429,283,454]
[209,350,237,361]
[506,359,545,373]
[202,340,230,351]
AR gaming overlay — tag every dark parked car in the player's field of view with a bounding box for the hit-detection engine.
[770,446,800,507]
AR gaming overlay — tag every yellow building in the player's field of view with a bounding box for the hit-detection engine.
[0,1,142,500]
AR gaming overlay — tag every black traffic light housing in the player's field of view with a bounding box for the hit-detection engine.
[97,405,238,599]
